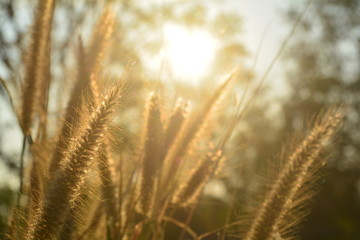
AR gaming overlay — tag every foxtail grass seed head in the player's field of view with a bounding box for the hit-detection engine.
[162,75,233,192]
[164,99,188,151]
[21,0,55,135]
[26,85,121,240]
[173,151,223,207]
[140,92,164,215]
[244,108,344,240]
[48,9,114,174]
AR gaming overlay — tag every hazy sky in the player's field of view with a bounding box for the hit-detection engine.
[233,0,306,96]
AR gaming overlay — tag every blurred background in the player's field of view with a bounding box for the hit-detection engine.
[1,0,360,239]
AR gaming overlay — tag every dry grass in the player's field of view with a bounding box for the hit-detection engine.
[0,1,346,240]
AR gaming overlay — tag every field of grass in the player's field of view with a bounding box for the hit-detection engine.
[0,1,347,240]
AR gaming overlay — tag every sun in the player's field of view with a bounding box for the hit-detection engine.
[162,24,218,83]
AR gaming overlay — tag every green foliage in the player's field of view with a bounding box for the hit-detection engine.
[0,187,14,236]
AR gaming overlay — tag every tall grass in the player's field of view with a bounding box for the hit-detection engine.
[1,1,345,240]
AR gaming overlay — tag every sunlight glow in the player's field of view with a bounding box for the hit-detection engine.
[163,24,218,83]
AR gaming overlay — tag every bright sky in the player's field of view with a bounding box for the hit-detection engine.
[233,0,305,97]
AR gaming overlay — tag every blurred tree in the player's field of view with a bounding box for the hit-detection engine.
[282,0,360,239]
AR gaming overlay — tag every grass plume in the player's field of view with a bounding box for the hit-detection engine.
[140,93,164,216]
[98,142,119,239]
[161,74,234,195]
[243,108,344,240]
[48,8,114,174]
[26,85,121,240]
[20,0,55,135]
[173,151,221,207]
[163,99,188,153]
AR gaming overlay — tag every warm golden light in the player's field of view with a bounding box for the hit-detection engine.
[163,24,218,83]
